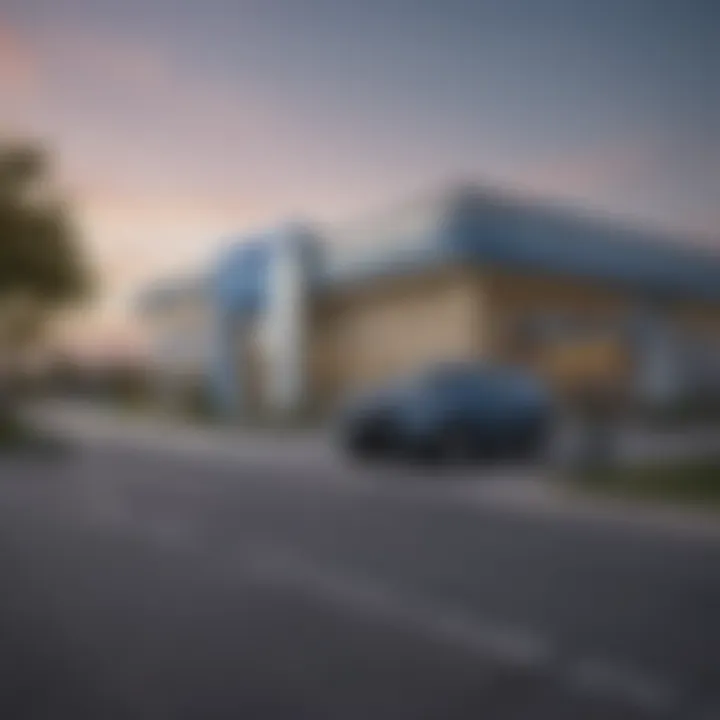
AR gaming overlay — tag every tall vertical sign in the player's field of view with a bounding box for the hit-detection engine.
[264,226,311,416]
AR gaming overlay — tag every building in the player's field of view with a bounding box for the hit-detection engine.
[136,185,720,418]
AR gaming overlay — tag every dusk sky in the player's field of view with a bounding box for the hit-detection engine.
[1,0,719,352]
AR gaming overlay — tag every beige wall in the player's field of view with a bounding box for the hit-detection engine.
[306,266,682,409]
[482,270,630,354]
[671,302,720,338]
[483,270,720,398]
[308,271,720,411]
[245,269,720,414]
[310,267,485,407]
[482,270,635,396]
[142,265,720,415]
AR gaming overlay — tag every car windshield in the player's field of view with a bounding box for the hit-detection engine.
[413,363,544,399]
[421,363,494,389]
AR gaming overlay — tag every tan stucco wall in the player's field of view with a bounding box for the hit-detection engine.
[482,271,630,352]
[141,264,720,415]
[309,266,485,407]
[483,270,720,397]
[307,267,719,409]
[670,303,720,338]
[306,271,720,412]
[481,270,635,395]
[261,268,720,414]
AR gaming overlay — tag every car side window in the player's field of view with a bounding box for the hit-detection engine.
[429,371,489,406]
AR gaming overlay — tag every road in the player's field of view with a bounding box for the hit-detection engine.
[1,432,719,719]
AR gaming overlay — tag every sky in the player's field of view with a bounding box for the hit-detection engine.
[1,0,719,355]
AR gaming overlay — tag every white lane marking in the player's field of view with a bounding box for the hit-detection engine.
[153,431,720,543]
[565,656,679,714]
[694,704,720,720]
[48,409,720,544]
[75,503,686,719]
[246,547,553,670]
[241,548,681,715]
[36,412,696,713]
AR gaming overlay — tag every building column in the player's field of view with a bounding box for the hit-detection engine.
[262,228,315,417]
[630,308,681,406]
[210,306,245,417]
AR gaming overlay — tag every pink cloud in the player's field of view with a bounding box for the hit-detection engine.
[42,29,174,93]
[69,183,280,309]
[0,21,37,95]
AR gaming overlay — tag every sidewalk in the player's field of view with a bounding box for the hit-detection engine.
[29,401,720,542]
[458,473,720,543]
[30,400,332,464]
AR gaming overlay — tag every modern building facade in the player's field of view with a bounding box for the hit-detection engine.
[136,185,720,418]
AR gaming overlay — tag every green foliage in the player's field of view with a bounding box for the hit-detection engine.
[580,459,720,508]
[0,140,92,315]
[0,409,32,447]
[643,396,720,428]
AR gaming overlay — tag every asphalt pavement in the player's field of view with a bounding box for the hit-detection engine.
[1,433,719,719]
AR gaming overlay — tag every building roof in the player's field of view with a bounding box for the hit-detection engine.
[319,185,720,301]
[135,185,720,314]
[447,187,720,301]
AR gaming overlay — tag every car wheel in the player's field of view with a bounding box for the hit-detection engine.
[343,431,376,460]
[516,426,548,461]
[436,423,476,465]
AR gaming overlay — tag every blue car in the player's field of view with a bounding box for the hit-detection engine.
[336,362,554,462]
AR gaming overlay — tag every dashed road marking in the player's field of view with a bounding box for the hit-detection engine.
[694,705,720,720]
[29,481,689,719]
[242,547,680,715]
[566,657,679,714]
[247,546,552,670]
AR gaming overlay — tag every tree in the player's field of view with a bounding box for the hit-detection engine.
[0,141,92,397]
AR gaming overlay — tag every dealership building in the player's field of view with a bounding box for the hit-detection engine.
[136,185,720,418]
